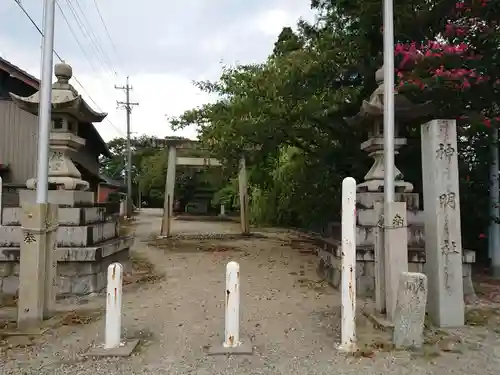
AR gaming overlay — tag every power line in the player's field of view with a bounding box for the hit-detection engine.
[92,0,123,73]
[55,1,100,77]
[72,0,116,75]
[11,0,126,137]
[60,0,115,82]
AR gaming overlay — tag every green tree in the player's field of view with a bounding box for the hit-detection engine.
[171,0,499,257]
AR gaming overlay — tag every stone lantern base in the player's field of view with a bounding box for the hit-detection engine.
[0,190,132,298]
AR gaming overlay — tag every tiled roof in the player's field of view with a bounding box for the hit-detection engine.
[0,56,39,89]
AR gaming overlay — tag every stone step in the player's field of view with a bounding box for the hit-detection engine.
[356,224,424,247]
[0,222,118,247]
[2,206,119,226]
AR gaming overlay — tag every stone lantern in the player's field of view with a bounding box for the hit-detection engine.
[10,62,107,191]
[346,65,433,193]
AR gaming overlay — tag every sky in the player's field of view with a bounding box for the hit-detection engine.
[0,0,316,141]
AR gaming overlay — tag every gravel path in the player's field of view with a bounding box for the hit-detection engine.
[0,209,499,374]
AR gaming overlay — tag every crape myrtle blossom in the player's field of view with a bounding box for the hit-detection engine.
[392,0,500,128]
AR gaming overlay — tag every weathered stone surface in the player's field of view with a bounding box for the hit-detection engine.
[373,201,385,313]
[0,236,133,262]
[392,272,427,349]
[0,221,118,247]
[384,202,409,321]
[0,238,132,297]
[19,189,94,207]
[356,223,424,248]
[57,222,117,246]
[0,263,14,277]
[357,192,420,211]
[2,275,19,294]
[71,275,95,295]
[56,276,72,295]
[3,206,116,226]
[18,203,47,328]
[421,119,465,327]
[316,246,475,301]
[357,208,424,226]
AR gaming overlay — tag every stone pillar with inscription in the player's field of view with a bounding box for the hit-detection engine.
[392,272,428,348]
[421,119,464,327]
[344,65,429,312]
[384,202,409,321]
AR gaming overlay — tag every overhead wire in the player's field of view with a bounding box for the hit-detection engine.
[92,0,123,74]
[60,0,115,84]
[55,0,101,78]
[11,0,126,137]
[70,0,117,76]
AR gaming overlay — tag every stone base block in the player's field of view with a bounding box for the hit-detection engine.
[83,339,139,357]
[206,335,253,356]
[357,192,420,211]
[0,236,133,297]
[357,208,425,226]
[19,189,94,207]
[2,206,118,226]
[0,221,118,247]
[356,224,424,248]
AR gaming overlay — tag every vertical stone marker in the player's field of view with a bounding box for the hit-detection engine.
[373,201,385,313]
[392,272,427,349]
[18,203,47,329]
[0,176,3,225]
[161,145,177,237]
[238,157,250,235]
[421,119,464,327]
[384,202,408,321]
[43,204,58,319]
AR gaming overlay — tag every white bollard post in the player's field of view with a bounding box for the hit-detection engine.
[338,177,357,352]
[105,263,123,349]
[224,261,240,348]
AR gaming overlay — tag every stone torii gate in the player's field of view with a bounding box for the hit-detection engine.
[152,138,250,237]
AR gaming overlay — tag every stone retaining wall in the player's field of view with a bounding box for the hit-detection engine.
[313,237,476,299]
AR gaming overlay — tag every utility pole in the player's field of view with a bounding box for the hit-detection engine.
[116,77,139,217]
[36,0,56,203]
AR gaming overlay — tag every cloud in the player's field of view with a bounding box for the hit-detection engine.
[1,0,315,141]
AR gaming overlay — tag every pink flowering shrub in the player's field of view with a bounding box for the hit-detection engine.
[393,0,500,127]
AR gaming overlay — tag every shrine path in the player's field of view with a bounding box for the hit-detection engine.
[0,208,499,375]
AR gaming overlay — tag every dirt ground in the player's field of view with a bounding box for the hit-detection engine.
[0,209,499,374]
